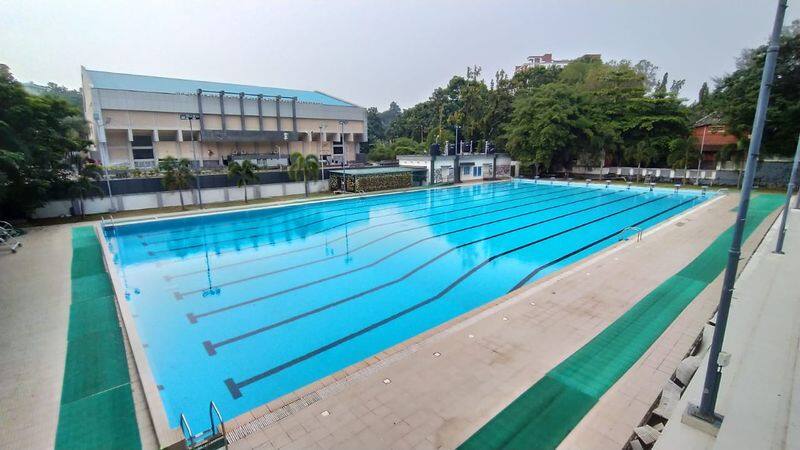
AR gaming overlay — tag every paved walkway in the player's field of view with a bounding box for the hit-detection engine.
[0,224,72,449]
[655,207,800,450]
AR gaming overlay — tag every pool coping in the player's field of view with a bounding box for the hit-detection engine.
[95,180,722,448]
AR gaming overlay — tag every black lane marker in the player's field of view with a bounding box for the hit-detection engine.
[187,190,623,320]
[146,183,538,254]
[142,182,524,247]
[175,187,588,296]
[201,192,638,351]
[167,185,579,281]
[158,183,553,268]
[140,181,505,240]
[508,197,698,291]
[222,194,669,399]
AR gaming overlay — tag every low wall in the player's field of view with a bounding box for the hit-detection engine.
[569,162,794,187]
[33,180,329,219]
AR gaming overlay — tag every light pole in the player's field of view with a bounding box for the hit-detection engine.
[687,0,787,427]
[339,120,348,192]
[92,113,116,212]
[696,125,707,185]
[180,113,204,208]
[774,134,800,253]
[319,123,327,181]
[454,125,461,154]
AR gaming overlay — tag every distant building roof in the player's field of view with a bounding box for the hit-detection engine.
[83,69,354,107]
[328,166,426,176]
[694,112,725,128]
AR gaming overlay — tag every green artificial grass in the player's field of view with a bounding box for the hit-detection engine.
[55,226,141,449]
[460,194,783,450]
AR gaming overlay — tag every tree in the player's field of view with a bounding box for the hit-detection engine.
[0,64,91,218]
[710,20,800,156]
[698,82,710,104]
[287,152,320,197]
[68,155,104,219]
[365,107,385,144]
[227,159,258,203]
[160,156,194,210]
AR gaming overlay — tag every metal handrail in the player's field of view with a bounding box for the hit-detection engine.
[180,413,195,448]
[715,188,729,195]
[621,226,643,242]
[209,401,228,448]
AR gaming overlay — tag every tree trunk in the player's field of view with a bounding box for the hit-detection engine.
[179,190,185,210]
[636,162,641,183]
[80,195,85,220]
[303,170,309,197]
[244,182,248,203]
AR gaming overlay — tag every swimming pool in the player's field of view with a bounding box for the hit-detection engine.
[102,180,707,429]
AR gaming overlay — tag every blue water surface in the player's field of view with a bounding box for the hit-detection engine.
[104,180,706,428]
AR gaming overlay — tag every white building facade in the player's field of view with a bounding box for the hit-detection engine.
[81,68,368,170]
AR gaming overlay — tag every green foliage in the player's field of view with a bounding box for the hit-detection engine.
[0,64,90,218]
[704,20,800,156]
[367,137,425,162]
[227,159,259,202]
[287,152,320,197]
[353,173,413,192]
[160,156,195,209]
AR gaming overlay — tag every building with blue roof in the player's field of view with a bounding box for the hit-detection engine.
[81,67,367,170]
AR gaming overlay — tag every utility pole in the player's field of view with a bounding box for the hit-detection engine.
[687,0,787,429]
[696,125,707,185]
[775,134,800,253]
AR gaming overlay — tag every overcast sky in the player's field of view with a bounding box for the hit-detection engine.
[1,0,797,111]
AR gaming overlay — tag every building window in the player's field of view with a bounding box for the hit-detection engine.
[473,166,482,177]
[132,148,154,159]
[131,134,154,160]
[462,166,471,176]
[333,140,344,155]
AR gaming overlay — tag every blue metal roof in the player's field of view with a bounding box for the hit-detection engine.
[84,69,353,106]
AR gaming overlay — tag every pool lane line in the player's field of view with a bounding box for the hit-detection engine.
[145,183,539,254]
[199,192,645,351]
[141,182,523,247]
[221,195,670,399]
[138,181,510,240]
[509,197,700,291]
[174,187,589,295]
[166,186,581,280]
[187,190,628,323]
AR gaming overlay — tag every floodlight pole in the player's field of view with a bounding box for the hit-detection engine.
[339,120,348,192]
[690,0,787,425]
[775,134,800,253]
[181,113,204,209]
[92,113,116,212]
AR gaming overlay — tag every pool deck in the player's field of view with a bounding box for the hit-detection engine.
[654,208,800,450]
[0,189,783,449]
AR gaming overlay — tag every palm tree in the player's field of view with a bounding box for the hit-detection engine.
[160,156,194,210]
[228,160,259,203]
[288,152,320,197]
[68,160,104,219]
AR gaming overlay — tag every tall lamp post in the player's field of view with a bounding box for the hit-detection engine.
[687,0,787,429]
[339,120,348,192]
[180,113,204,209]
[92,113,116,212]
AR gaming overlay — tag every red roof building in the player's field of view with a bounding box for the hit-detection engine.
[692,113,739,169]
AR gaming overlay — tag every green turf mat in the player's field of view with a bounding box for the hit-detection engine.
[460,194,783,450]
[55,226,141,450]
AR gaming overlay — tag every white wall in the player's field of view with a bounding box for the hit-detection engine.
[33,180,329,219]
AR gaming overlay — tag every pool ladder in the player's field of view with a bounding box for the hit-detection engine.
[620,226,643,242]
[178,401,228,449]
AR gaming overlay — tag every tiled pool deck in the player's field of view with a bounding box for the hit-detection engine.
[0,189,781,449]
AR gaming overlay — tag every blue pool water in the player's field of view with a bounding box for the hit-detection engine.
[103,180,706,428]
